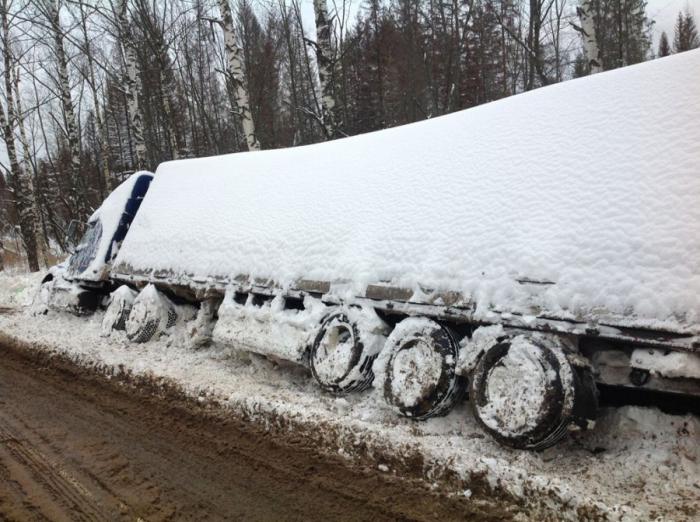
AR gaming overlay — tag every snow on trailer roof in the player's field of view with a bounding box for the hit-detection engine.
[113,50,700,333]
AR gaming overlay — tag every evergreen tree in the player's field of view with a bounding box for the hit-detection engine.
[673,10,700,52]
[588,0,653,70]
[658,31,671,57]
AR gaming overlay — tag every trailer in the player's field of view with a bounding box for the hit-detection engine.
[40,50,700,450]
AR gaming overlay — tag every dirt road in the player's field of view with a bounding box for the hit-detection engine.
[0,343,504,522]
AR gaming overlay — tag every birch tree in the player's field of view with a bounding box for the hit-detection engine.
[217,0,260,151]
[312,0,342,139]
[12,64,49,266]
[41,0,88,223]
[575,1,602,74]
[75,0,112,195]
[116,0,147,169]
[0,1,39,271]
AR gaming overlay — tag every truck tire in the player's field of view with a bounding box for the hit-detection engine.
[102,286,138,335]
[469,334,598,450]
[382,318,466,420]
[125,285,177,343]
[310,311,379,394]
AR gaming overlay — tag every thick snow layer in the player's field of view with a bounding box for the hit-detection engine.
[0,277,698,521]
[114,52,700,331]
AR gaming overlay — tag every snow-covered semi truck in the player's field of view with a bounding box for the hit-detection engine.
[40,51,700,450]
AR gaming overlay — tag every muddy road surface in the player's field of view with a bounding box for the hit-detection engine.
[0,344,503,521]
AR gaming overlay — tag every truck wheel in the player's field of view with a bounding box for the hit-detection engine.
[310,311,382,394]
[469,334,598,450]
[102,286,138,335]
[125,285,177,343]
[382,318,466,420]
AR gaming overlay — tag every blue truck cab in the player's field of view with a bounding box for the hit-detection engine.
[40,172,153,314]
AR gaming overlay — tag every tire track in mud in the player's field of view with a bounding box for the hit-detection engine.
[0,339,511,521]
[0,422,108,521]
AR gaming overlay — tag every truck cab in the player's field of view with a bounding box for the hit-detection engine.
[39,172,153,314]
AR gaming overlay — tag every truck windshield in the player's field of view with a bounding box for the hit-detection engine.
[68,220,103,275]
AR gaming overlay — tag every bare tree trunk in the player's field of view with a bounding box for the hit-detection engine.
[577,1,602,73]
[0,105,39,272]
[217,0,260,151]
[0,180,6,270]
[116,0,147,169]
[160,85,182,159]
[0,1,39,271]
[46,0,88,224]
[12,66,49,267]
[312,0,342,138]
[77,0,112,196]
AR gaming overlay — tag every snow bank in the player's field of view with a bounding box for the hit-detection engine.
[0,290,697,521]
[0,271,43,308]
[114,52,700,331]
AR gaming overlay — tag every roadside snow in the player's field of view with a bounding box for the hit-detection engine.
[0,271,43,308]
[0,275,697,521]
[115,51,700,332]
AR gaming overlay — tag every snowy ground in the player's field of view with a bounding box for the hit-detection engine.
[0,272,698,521]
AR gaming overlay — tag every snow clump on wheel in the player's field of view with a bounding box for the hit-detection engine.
[378,317,466,420]
[101,285,138,336]
[125,284,178,343]
[310,307,389,394]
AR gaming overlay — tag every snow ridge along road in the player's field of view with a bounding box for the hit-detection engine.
[1,272,698,521]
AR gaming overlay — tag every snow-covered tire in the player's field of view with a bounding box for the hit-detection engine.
[469,334,598,450]
[101,286,138,335]
[382,318,466,420]
[310,310,387,394]
[125,285,177,343]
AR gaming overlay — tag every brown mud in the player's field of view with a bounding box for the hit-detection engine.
[0,338,516,521]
